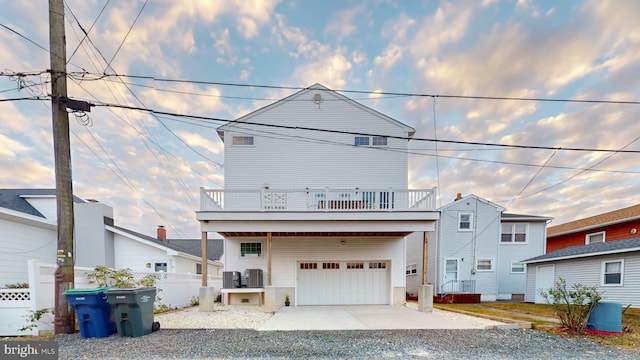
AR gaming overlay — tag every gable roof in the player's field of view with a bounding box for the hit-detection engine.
[523,236,640,264]
[548,204,640,237]
[216,83,415,141]
[0,188,85,218]
[439,194,506,212]
[111,226,222,262]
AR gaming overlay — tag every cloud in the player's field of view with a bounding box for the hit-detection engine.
[324,7,362,40]
[373,44,403,69]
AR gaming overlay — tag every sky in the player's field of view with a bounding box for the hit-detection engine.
[1,0,639,239]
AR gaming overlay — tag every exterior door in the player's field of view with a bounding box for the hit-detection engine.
[535,264,555,304]
[444,259,459,292]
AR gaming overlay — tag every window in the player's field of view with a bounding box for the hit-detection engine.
[476,259,493,271]
[354,136,369,146]
[300,262,317,270]
[369,262,387,269]
[232,136,254,146]
[510,262,525,273]
[602,260,623,286]
[323,262,340,269]
[586,231,605,245]
[406,263,417,275]
[154,262,168,272]
[372,136,388,146]
[347,262,364,269]
[196,263,202,275]
[501,224,528,243]
[240,242,262,257]
[458,213,472,231]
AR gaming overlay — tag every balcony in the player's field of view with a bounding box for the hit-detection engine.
[200,187,437,212]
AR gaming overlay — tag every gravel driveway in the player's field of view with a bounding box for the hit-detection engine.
[56,328,638,359]
[54,306,638,359]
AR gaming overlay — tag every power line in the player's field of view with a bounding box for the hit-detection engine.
[88,100,640,154]
[66,0,111,64]
[104,0,148,72]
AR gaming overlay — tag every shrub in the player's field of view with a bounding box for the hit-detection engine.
[4,282,29,289]
[539,277,602,334]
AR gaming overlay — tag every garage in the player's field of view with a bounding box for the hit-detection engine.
[296,260,390,305]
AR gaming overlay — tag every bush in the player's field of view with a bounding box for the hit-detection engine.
[3,282,29,289]
[539,277,602,334]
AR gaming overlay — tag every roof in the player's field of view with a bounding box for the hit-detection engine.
[216,83,416,141]
[548,204,640,237]
[439,194,506,212]
[501,213,553,222]
[168,238,224,261]
[0,188,85,218]
[112,226,222,262]
[523,236,640,264]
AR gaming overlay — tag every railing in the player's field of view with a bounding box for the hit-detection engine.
[439,280,476,295]
[200,187,437,211]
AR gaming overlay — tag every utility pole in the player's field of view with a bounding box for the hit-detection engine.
[49,0,76,334]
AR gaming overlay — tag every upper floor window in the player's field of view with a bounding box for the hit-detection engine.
[354,136,369,146]
[586,231,605,245]
[232,136,254,146]
[240,242,261,257]
[372,136,388,146]
[601,259,623,286]
[458,213,472,231]
[501,224,528,243]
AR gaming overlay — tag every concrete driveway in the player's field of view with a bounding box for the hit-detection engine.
[258,305,502,331]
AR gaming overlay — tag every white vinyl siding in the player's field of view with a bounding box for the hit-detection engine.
[221,88,411,190]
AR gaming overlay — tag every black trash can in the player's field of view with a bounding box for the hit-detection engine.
[105,287,160,337]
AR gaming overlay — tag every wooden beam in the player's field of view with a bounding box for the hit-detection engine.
[201,231,208,287]
[267,232,272,286]
[422,231,429,285]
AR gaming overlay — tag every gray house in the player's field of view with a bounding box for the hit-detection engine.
[407,194,551,301]
[523,237,640,308]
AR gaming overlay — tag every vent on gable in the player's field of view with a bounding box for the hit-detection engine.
[312,93,323,108]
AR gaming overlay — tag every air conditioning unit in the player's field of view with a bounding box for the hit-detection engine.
[223,271,241,288]
[245,269,264,288]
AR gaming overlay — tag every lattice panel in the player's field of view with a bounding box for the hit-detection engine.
[0,291,30,301]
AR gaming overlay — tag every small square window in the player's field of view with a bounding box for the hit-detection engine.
[354,136,369,146]
[372,136,388,146]
[406,263,417,275]
[240,242,262,257]
[232,136,254,146]
[476,259,493,271]
[510,262,525,273]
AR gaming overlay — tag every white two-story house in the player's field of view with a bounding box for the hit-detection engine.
[196,83,439,308]
[406,194,551,302]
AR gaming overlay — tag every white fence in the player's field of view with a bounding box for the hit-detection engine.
[0,260,222,336]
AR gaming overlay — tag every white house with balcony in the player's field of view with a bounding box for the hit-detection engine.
[196,83,439,308]
[406,194,551,302]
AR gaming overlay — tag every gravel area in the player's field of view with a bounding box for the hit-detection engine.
[53,306,639,360]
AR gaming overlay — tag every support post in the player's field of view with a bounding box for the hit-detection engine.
[267,232,272,286]
[201,231,207,287]
[422,232,428,285]
[50,0,75,334]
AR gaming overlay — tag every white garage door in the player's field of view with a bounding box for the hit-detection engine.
[297,261,390,305]
[535,264,555,304]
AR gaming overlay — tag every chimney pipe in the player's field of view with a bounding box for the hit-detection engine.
[455,193,462,201]
[157,225,167,241]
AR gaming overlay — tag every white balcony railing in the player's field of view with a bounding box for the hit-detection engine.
[200,187,436,212]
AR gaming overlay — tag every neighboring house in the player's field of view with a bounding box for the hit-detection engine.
[546,204,640,253]
[196,83,439,307]
[406,194,551,302]
[0,189,221,286]
[523,237,640,308]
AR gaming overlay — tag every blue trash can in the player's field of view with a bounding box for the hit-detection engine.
[65,287,117,338]
[586,302,623,334]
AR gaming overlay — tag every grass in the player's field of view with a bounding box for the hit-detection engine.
[435,302,640,353]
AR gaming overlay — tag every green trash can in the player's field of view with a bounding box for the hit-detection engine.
[105,287,160,337]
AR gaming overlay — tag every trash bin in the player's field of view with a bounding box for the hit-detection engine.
[586,302,623,335]
[65,287,116,338]
[105,287,160,337]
